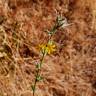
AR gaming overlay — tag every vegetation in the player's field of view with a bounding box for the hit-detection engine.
[32,15,69,96]
[0,0,96,96]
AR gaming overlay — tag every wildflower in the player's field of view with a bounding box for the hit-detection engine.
[32,15,71,96]
[38,41,56,55]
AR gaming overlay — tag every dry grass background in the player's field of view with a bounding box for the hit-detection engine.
[0,0,96,96]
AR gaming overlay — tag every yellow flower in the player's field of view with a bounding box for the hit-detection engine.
[38,41,56,55]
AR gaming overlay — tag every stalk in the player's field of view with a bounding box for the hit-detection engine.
[32,15,69,96]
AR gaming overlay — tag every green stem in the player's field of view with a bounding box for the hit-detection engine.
[32,51,45,96]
